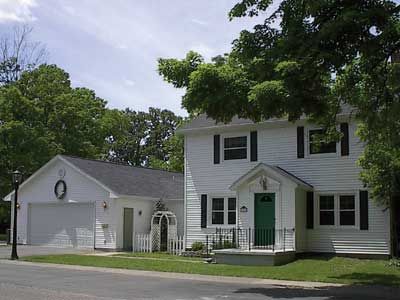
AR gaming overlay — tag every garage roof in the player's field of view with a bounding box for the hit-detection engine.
[62,155,184,200]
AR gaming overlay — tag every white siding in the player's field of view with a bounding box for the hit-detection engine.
[184,121,390,254]
[295,188,307,252]
[12,159,115,248]
[166,200,184,236]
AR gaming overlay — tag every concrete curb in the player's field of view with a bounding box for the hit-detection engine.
[0,259,344,289]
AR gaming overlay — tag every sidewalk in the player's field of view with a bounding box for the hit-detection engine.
[0,259,344,289]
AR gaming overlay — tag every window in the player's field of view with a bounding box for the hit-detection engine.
[319,195,335,225]
[210,197,237,226]
[339,195,355,226]
[309,129,336,154]
[228,198,236,225]
[224,136,247,160]
[211,198,224,225]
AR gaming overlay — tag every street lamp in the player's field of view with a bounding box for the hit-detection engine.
[11,170,23,260]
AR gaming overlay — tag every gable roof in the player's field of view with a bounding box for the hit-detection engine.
[179,105,356,133]
[230,163,313,191]
[61,156,183,200]
[4,155,183,201]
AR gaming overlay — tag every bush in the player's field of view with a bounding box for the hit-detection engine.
[191,241,205,251]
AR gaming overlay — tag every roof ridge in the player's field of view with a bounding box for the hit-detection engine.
[59,155,183,175]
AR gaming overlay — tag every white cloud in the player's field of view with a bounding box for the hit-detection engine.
[0,0,37,23]
[123,79,135,87]
[191,18,208,26]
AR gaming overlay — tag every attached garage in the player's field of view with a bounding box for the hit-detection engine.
[28,203,94,248]
[4,155,184,250]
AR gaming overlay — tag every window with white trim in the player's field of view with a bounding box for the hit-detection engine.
[211,198,224,225]
[210,197,237,226]
[339,195,355,226]
[319,195,335,225]
[228,197,236,225]
[318,193,357,227]
[224,136,247,160]
[309,129,336,154]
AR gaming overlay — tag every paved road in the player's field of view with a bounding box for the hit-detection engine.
[0,245,90,259]
[0,262,399,300]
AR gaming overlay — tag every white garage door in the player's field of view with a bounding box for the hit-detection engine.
[29,203,94,248]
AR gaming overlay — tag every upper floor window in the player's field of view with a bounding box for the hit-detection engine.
[309,129,336,154]
[224,136,247,160]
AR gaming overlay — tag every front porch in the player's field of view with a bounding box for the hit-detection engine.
[207,227,296,266]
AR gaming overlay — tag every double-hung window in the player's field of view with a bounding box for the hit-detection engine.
[309,129,336,154]
[319,195,335,225]
[211,198,224,225]
[339,195,355,226]
[224,136,247,160]
[318,194,357,227]
[211,197,237,226]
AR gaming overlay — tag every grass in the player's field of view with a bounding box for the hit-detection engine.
[23,253,400,286]
[113,252,203,261]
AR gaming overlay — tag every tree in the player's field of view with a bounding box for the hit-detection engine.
[0,65,109,199]
[158,1,400,255]
[0,25,48,85]
[105,107,184,172]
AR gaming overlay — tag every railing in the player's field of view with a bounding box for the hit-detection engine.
[168,236,184,255]
[206,228,295,252]
[134,233,152,253]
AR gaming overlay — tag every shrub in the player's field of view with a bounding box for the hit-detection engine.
[191,241,205,251]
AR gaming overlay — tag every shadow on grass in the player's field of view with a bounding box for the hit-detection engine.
[234,284,400,300]
[328,272,400,286]
[295,252,336,261]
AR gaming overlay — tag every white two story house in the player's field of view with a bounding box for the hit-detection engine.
[179,112,390,264]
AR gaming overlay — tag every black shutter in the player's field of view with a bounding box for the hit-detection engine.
[360,190,369,230]
[340,123,349,156]
[201,194,207,228]
[250,131,258,162]
[213,135,220,164]
[306,191,314,229]
[297,127,305,158]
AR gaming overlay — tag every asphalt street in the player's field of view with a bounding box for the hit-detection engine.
[0,261,399,300]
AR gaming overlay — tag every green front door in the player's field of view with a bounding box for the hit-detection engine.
[254,193,275,246]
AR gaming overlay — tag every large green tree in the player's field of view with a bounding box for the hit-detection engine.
[105,107,183,172]
[0,64,109,199]
[158,1,400,254]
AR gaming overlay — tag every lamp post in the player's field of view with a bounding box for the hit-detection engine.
[11,170,23,260]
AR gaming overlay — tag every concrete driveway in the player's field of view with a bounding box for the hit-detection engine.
[0,245,91,259]
[0,261,399,300]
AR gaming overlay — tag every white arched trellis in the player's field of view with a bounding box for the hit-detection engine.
[150,211,177,251]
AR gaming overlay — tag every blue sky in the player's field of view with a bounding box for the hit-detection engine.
[0,1,398,116]
[0,0,268,116]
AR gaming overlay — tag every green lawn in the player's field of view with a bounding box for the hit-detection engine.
[113,252,203,261]
[23,254,400,286]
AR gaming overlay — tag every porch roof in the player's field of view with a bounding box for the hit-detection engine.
[229,163,313,191]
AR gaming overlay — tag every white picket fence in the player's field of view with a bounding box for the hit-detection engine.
[168,236,184,255]
[134,233,184,255]
[134,233,152,253]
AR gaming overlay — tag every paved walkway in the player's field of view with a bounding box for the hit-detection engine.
[0,245,91,259]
